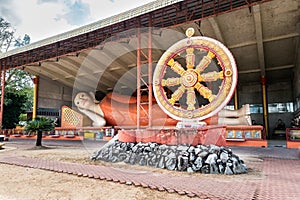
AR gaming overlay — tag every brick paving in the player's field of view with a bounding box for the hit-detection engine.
[0,140,299,199]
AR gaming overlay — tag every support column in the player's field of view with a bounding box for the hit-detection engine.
[148,18,153,128]
[261,76,269,138]
[234,89,238,110]
[293,23,300,114]
[33,76,39,120]
[0,69,6,127]
[253,5,268,137]
[136,25,141,129]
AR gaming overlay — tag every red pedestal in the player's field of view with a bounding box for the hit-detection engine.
[117,125,227,146]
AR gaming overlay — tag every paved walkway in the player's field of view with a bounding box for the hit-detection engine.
[0,140,299,200]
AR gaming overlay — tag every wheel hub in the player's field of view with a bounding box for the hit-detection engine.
[182,70,198,87]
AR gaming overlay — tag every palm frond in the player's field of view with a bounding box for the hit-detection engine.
[24,117,54,132]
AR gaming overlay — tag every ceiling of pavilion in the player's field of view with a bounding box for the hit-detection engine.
[23,0,299,96]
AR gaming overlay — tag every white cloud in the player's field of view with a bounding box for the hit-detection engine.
[9,0,75,42]
[12,0,77,42]
[4,0,154,43]
[56,0,91,26]
[87,0,154,23]
[0,0,21,26]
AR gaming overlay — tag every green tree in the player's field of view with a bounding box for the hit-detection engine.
[5,69,34,112]
[0,17,15,52]
[24,117,54,146]
[2,91,27,129]
[0,18,30,52]
[14,34,30,47]
[0,17,33,128]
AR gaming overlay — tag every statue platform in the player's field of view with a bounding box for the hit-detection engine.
[117,125,267,147]
[118,125,227,146]
[4,125,272,148]
[286,128,300,148]
[225,125,267,147]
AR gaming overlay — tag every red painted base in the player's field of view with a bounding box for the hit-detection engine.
[226,140,267,147]
[9,135,83,141]
[103,136,112,141]
[118,125,227,146]
[286,141,300,149]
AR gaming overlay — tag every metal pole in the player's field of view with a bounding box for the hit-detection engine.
[0,69,6,127]
[33,76,39,120]
[234,89,239,110]
[148,18,153,128]
[261,76,269,138]
[137,23,141,129]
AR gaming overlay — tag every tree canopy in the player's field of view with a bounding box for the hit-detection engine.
[24,116,54,146]
[0,17,31,52]
[0,17,15,52]
[0,17,33,128]
[2,90,28,129]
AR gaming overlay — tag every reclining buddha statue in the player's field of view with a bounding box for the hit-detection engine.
[74,92,251,127]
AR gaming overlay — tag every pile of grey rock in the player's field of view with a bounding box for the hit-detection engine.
[91,140,247,175]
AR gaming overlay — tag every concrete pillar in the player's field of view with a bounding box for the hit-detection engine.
[261,76,269,138]
[294,23,300,113]
[32,76,39,120]
[0,69,6,126]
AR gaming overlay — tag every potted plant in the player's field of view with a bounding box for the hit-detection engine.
[24,117,54,147]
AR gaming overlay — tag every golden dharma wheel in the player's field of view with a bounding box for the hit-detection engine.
[153,28,238,121]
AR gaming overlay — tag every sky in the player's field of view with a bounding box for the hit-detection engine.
[0,0,154,43]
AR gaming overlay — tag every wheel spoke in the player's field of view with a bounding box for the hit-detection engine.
[201,71,224,82]
[161,77,182,87]
[185,48,195,69]
[195,51,215,73]
[167,58,185,75]
[186,88,196,110]
[194,82,216,102]
[168,85,185,105]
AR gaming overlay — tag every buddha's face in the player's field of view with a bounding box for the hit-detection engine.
[74,92,93,109]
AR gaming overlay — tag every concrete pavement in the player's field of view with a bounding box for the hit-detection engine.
[0,139,299,199]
